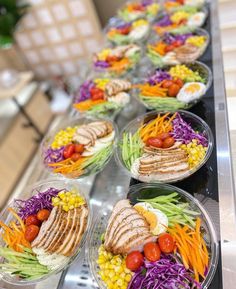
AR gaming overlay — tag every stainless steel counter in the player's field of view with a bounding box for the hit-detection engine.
[0,1,236,289]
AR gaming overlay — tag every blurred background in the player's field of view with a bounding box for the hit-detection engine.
[0,0,235,209]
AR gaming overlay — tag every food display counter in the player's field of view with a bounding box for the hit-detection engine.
[1,0,236,289]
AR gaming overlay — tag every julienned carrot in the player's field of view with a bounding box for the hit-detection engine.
[0,209,31,252]
[139,112,176,142]
[168,218,209,283]
[52,157,88,175]
[110,58,130,72]
[136,83,168,97]
[149,42,167,56]
[73,99,106,111]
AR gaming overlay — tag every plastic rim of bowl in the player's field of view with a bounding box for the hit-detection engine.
[115,110,214,183]
[0,178,92,285]
[87,182,219,289]
[127,182,219,289]
[41,115,118,179]
[134,60,213,111]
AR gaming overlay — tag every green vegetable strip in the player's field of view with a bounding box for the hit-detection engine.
[121,131,143,170]
[0,247,49,280]
[139,192,200,227]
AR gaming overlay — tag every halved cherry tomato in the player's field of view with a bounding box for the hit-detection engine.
[177,0,184,4]
[147,137,163,148]
[74,144,84,153]
[25,225,40,242]
[158,233,175,253]
[37,209,50,221]
[126,251,144,271]
[156,132,170,140]
[174,78,184,88]
[71,153,81,162]
[165,45,175,53]
[168,84,180,97]
[119,26,131,35]
[172,40,183,47]
[25,215,41,226]
[106,55,120,63]
[162,137,175,148]
[63,144,75,159]
[162,79,173,89]
[144,242,161,262]
[90,87,104,101]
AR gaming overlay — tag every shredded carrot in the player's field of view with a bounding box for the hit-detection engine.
[135,83,168,97]
[168,218,209,283]
[109,57,130,72]
[73,99,106,111]
[139,112,176,142]
[149,41,167,56]
[0,208,31,252]
[51,156,88,176]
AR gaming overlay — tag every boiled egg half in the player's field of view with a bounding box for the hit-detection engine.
[134,202,168,235]
[177,82,206,103]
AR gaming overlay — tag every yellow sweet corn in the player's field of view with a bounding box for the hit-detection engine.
[181,139,207,168]
[51,126,78,149]
[186,36,206,48]
[97,245,132,288]
[52,189,85,211]
[132,19,148,28]
[170,11,190,24]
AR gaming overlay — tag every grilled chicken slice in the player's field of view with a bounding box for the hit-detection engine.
[32,207,61,248]
[105,79,131,96]
[32,205,88,257]
[104,199,153,255]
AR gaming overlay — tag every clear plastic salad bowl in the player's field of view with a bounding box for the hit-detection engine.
[115,110,213,183]
[0,179,92,285]
[134,61,212,111]
[41,116,118,179]
[146,28,210,67]
[88,183,218,289]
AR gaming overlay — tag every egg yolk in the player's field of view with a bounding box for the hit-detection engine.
[185,83,201,93]
[134,205,158,231]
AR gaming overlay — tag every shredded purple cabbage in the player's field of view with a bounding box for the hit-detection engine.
[127,254,202,289]
[15,188,65,220]
[163,32,193,45]
[74,80,95,103]
[94,60,110,68]
[141,0,154,6]
[43,146,65,165]
[155,15,172,27]
[147,69,172,85]
[170,113,208,147]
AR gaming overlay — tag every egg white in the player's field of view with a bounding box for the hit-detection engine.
[177,82,206,103]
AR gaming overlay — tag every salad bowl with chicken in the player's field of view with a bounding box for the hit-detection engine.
[73,77,132,118]
[116,111,213,183]
[88,183,218,289]
[0,179,91,284]
[42,117,117,179]
[147,28,209,67]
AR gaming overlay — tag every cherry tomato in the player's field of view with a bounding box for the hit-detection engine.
[106,55,119,63]
[172,40,183,48]
[119,27,131,35]
[90,87,104,101]
[174,78,184,88]
[133,4,145,11]
[162,80,173,89]
[63,144,75,159]
[168,84,180,97]
[37,209,50,221]
[144,242,161,262]
[147,137,163,148]
[74,144,84,153]
[25,225,40,242]
[156,132,170,140]
[165,45,175,53]
[126,251,144,271]
[158,233,175,253]
[25,215,41,226]
[162,137,175,148]
[177,0,184,4]
[71,153,81,162]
